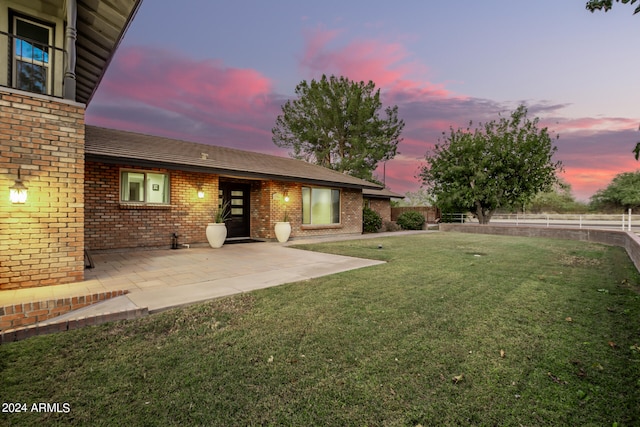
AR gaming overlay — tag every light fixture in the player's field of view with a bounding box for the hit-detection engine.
[197,185,205,199]
[273,192,290,203]
[9,169,27,204]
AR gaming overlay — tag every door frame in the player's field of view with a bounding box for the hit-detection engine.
[219,182,251,239]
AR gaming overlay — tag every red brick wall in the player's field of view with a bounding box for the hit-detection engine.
[0,91,85,289]
[85,161,365,248]
[256,181,364,239]
[0,290,128,331]
[85,162,219,250]
[296,187,363,238]
[367,198,392,222]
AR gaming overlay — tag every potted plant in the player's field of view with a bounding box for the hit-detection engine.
[206,202,230,248]
[274,210,291,243]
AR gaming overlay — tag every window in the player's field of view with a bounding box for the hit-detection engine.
[302,187,340,225]
[120,171,170,204]
[12,15,53,95]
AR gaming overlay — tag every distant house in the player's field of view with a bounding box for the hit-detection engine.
[84,126,382,250]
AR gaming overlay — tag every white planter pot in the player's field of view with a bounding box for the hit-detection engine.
[206,223,227,248]
[274,222,291,243]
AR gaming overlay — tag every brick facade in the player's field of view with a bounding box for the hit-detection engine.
[0,90,85,289]
[367,198,392,222]
[0,290,128,332]
[85,161,365,250]
[85,162,218,250]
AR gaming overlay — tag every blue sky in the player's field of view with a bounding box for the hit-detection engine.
[87,0,640,200]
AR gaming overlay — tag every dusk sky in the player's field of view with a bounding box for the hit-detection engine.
[86,0,640,201]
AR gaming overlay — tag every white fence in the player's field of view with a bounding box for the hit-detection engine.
[443,212,639,232]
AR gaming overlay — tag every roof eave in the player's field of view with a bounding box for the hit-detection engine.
[78,0,144,105]
[85,153,383,190]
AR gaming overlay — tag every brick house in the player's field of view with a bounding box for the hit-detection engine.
[84,126,382,250]
[1,0,142,290]
[1,0,386,291]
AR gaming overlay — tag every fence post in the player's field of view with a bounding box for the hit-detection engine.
[622,213,625,230]
[546,215,549,228]
[579,215,582,229]
[629,208,632,231]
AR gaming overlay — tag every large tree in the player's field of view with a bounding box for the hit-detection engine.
[590,171,640,211]
[272,75,404,182]
[419,105,563,224]
[586,0,640,14]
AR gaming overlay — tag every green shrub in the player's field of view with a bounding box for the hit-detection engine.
[396,211,425,230]
[383,220,400,232]
[363,207,382,233]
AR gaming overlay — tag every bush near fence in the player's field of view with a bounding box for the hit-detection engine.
[391,207,440,223]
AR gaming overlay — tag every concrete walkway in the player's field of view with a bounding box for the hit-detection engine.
[4,231,433,326]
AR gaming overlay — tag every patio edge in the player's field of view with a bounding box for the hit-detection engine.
[0,307,149,344]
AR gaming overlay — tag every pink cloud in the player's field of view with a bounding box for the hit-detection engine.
[87,38,639,204]
[547,117,639,133]
[88,46,279,149]
[96,46,275,122]
[299,28,451,99]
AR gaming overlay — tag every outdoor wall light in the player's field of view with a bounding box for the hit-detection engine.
[197,185,205,199]
[9,169,28,204]
[272,192,290,203]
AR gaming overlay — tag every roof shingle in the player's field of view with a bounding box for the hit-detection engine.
[85,126,383,189]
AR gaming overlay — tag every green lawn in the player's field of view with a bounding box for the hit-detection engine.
[1,233,639,426]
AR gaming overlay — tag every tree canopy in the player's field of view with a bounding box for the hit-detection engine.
[272,75,404,182]
[586,0,640,14]
[526,180,588,214]
[419,105,563,224]
[590,171,640,211]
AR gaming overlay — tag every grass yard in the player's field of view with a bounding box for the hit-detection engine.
[1,233,639,426]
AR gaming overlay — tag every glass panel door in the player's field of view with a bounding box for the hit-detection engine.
[219,183,250,238]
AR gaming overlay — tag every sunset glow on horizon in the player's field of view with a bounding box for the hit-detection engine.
[87,1,640,202]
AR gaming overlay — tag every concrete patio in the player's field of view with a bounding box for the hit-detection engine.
[1,232,432,331]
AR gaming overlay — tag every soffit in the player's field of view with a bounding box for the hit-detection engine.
[75,0,142,104]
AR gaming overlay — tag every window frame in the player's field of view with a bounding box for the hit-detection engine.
[301,186,341,226]
[120,169,171,206]
[10,13,54,95]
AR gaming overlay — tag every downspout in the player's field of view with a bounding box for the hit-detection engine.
[63,0,77,101]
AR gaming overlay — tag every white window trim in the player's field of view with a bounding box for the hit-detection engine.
[119,169,171,205]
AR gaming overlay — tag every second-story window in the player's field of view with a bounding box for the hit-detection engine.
[12,15,53,95]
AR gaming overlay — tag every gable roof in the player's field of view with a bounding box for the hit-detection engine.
[85,126,383,190]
